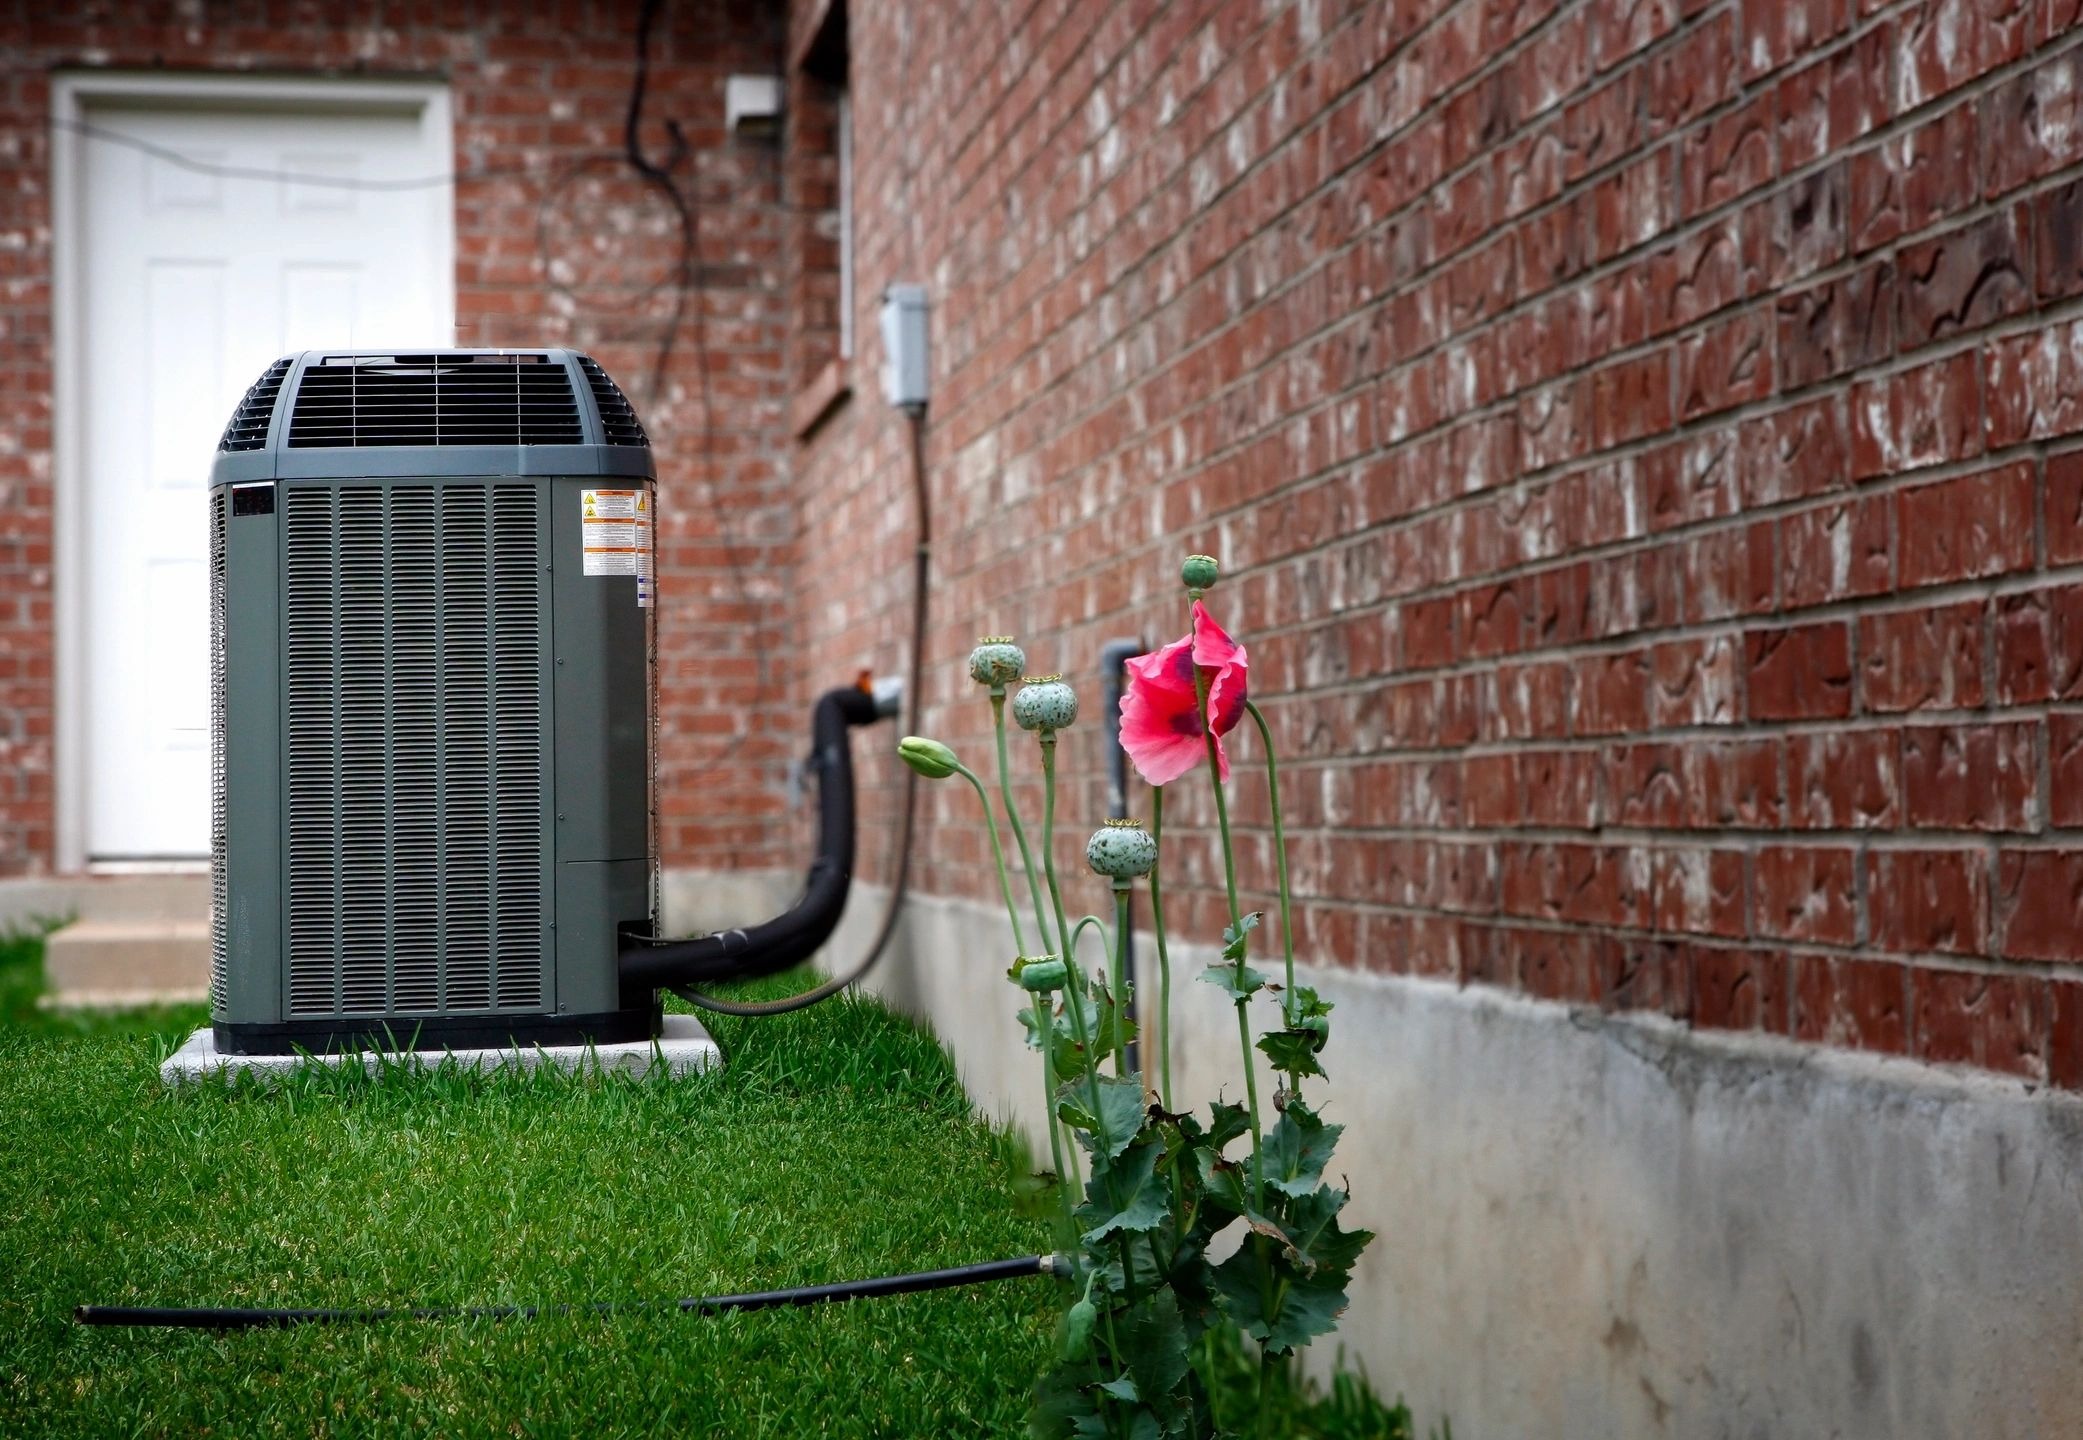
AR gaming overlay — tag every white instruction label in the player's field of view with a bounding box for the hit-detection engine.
[582,489,653,596]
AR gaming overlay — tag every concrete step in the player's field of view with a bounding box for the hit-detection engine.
[43,918,211,1008]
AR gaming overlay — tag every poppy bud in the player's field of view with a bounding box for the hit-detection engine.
[1085,819,1157,880]
[897,736,961,780]
[1012,675,1078,733]
[1181,553,1219,593]
[1060,1296,1098,1362]
[967,636,1026,688]
[1015,956,1070,991]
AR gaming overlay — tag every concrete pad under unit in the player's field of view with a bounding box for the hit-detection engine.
[160,1013,721,1087]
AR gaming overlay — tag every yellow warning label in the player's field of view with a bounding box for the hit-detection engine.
[582,488,653,586]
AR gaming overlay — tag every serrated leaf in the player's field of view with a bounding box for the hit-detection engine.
[1031,1362,1102,1440]
[1286,983,1334,1020]
[1280,1185,1372,1277]
[1210,1241,1356,1356]
[1256,1028,1328,1079]
[1065,1074,1150,1159]
[1116,1288,1193,1409]
[1194,1147,1251,1217]
[1123,1413,1163,1440]
[1198,962,1269,1001]
[1096,1375,1139,1403]
[1078,1141,1170,1243]
[1205,1100,1252,1150]
[1220,911,1263,961]
[1263,1102,1341,1198]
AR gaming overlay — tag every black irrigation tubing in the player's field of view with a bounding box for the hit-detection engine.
[75,1255,1059,1332]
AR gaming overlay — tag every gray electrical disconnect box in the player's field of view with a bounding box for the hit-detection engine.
[879,284,930,411]
[206,350,658,1054]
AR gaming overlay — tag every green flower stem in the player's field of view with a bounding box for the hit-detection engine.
[1039,733,1140,1316]
[1191,664,1263,1204]
[991,691,1055,954]
[1241,700,1291,1012]
[1037,736,1077,997]
[1040,738,1105,1139]
[1147,785,1175,1110]
[953,762,1025,955]
[1035,1000,1074,1234]
[1245,700,1300,1094]
[1112,883,1133,1077]
[1068,914,1111,965]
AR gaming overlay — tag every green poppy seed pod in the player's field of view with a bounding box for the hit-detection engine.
[1012,675,1078,733]
[1181,553,1219,593]
[896,735,961,780]
[1016,956,1070,992]
[1086,819,1157,880]
[967,636,1026,688]
[1060,1297,1098,1362]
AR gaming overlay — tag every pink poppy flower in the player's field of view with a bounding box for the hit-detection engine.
[1119,601,1249,786]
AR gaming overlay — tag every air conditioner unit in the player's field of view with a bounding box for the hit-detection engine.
[207,349,662,1055]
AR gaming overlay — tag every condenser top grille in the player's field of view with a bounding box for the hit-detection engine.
[285,354,585,449]
[576,356,649,447]
[218,358,293,451]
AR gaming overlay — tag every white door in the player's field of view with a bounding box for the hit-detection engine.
[78,97,453,860]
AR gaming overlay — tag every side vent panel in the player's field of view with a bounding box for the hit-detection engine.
[208,492,228,1013]
[219,358,292,452]
[283,482,548,1018]
[576,355,650,446]
[285,357,584,449]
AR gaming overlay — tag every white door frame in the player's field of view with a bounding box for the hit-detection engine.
[49,70,454,873]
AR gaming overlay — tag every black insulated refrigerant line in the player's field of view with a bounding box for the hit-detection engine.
[618,680,883,992]
[76,1254,1057,1331]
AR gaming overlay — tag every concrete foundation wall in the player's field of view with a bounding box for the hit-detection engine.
[830,886,2083,1440]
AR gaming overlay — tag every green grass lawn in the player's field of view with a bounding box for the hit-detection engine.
[0,932,1060,1437]
[0,930,1418,1438]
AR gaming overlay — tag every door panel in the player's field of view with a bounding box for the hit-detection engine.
[80,100,452,859]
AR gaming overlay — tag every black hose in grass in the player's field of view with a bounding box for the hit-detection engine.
[76,1254,1058,1331]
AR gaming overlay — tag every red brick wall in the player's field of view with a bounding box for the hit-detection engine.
[796,0,2083,1086]
[0,1,797,876]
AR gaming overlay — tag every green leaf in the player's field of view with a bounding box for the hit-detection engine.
[1280,1185,1372,1277]
[1210,1195,1375,1355]
[1198,962,1269,1002]
[1209,1244,1349,1356]
[1031,1363,1102,1440]
[1116,1288,1193,1410]
[1096,1376,1139,1403]
[1287,983,1334,1020]
[1064,1074,1150,1160]
[1263,1102,1341,1198]
[1205,1100,1252,1150]
[1079,1141,1169,1243]
[1256,1028,1328,1079]
[1193,1147,1251,1218]
[1259,1265,1356,1355]
[1220,911,1263,958]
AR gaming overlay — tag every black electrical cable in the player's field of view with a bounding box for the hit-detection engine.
[669,405,930,1016]
[75,1254,1055,1331]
